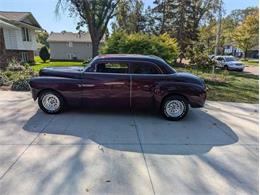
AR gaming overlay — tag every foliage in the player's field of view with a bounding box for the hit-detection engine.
[39,46,50,63]
[7,58,25,71]
[112,0,145,34]
[1,67,36,91]
[100,31,179,63]
[36,30,49,48]
[56,0,119,57]
[233,10,259,59]
[11,79,30,91]
[185,43,216,72]
[198,7,259,55]
[146,0,220,52]
[0,72,10,86]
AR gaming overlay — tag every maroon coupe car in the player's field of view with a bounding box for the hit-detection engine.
[29,54,206,120]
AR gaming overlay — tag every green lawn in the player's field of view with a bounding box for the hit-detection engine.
[32,56,84,72]
[174,67,259,103]
[241,59,259,67]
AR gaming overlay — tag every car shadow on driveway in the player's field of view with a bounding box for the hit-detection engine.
[23,108,238,155]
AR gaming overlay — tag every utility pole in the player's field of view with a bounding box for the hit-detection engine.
[213,0,222,74]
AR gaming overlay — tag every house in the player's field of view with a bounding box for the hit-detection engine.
[247,45,259,59]
[47,32,104,61]
[223,43,244,58]
[0,11,42,68]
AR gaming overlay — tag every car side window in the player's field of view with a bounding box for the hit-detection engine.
[96,62,129,74]
[216,57,224,61]
[132,62,161,74]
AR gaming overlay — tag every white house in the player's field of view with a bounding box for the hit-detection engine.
[0,11,42,68]
[48,32,104,61]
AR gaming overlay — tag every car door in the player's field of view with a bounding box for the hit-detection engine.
[216,57,225,67]
[130,61,163,109]
[82,61,130,108]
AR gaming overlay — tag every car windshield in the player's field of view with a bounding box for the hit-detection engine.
[225,57,236,62]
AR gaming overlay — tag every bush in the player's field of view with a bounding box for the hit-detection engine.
[39,46,50,62]
[186,43,216,72]
[1,67,36,91]
[11,79,30,91]
[100,31,179,63]
[7,58,25,71]
[0,72,9,86]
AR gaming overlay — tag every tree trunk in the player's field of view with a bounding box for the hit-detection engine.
[244,49,248,60]
[92,40,100,58]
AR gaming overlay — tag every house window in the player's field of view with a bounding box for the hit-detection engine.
[22,27,30,42]
[21,52,29,62]
[68,42,73,47]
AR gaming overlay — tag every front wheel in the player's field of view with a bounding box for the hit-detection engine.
[161,95,189,121]
[38,90,64,114]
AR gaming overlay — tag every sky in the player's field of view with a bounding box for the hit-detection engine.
[0,0,258,33]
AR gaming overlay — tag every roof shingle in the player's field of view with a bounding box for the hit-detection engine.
[0,11,30,21]
[48,32,96,43]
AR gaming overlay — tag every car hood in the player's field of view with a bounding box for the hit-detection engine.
[173,72,205,87]
[39,66,84,78]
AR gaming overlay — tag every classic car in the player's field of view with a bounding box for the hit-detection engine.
[29,54,206,120]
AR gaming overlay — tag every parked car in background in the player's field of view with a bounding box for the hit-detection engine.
[213,56,245,71]
[29,54,206,121]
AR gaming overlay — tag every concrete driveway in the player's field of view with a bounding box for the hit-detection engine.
[0,91,258,195]
[244,66,259,75]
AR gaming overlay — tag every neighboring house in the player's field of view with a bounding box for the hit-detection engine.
[247,45,259,59]
[0,11,42,68]
[47,32,104,61]
[223,44,244,58]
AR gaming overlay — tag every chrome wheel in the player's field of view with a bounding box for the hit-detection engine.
[42,94,60,112]
[164,100,185,117]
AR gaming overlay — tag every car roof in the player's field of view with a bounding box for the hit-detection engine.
[96,54,163,61]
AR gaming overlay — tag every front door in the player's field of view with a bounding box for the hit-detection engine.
[82,61,130,108]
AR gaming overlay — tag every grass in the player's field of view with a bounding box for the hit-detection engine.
[32,56,84,72]
[241,59,259,67]
[175,67,259,103]
[31,56,258,104]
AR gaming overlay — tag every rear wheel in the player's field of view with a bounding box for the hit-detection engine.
[38,90,64,114]
[161,95,189,121]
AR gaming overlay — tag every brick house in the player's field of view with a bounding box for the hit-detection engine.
[0,11,42,68]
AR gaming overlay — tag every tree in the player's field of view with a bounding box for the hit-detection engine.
[56,0,119,57]
[36,30,49,48]
[113,0,145,34]
[39,46,50,63]
[149,0,219,53]
[101,31,179,63]
[233,10,259,59]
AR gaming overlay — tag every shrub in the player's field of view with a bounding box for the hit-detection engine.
[1,67,36,91]
[11,79,30,91]
[0,72,9,86]
[7,58,25,71]
[100,31,179,63]
[39,46,50,62]
[186,43,216,72]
